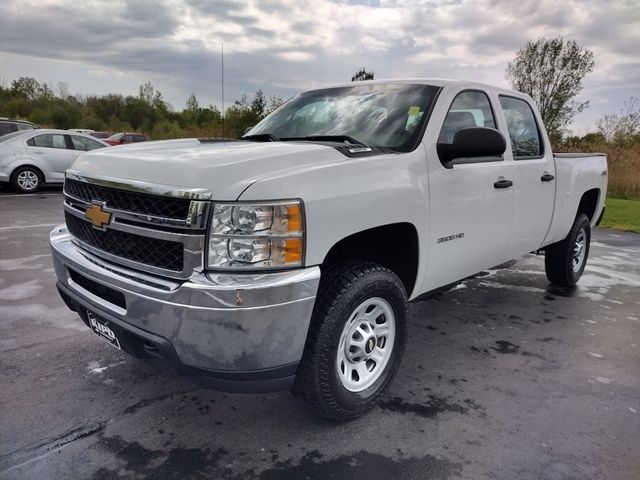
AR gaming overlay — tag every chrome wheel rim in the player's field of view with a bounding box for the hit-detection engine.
[336,297,396,392]
[572,228,587,272]
[17,170,39,191]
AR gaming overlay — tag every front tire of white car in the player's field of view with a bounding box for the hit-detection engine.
[292,261,408,421]
[545,213,591,286]
[11,166,43,193]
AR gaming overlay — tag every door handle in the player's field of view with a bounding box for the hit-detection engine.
[494,179,513,189]
[33,150,44,154]
[541,173,555,182]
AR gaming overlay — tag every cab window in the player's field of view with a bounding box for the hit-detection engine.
[438,90,497,144]
[499,96,543,159]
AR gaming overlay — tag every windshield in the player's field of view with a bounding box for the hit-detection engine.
[108,133,124,140]
[246,83,440,151]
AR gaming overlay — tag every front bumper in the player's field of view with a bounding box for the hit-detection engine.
[50,225,320,392]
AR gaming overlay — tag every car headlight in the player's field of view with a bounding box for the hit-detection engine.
[207,200,304,270]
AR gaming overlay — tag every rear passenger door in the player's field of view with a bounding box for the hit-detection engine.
[26,133,80,180]
[425,90,515,290]
[498,96,555,256]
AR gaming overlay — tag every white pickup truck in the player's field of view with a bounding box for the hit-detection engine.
[50,79,607,420]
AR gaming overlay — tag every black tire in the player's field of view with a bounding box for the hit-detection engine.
[292,261,408,421]
[10,166,43,193]
[545,213,591,286]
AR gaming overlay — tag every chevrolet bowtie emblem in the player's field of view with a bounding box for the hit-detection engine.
[85,202,112,230]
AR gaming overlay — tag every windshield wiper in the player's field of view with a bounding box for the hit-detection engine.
[241,133,280,142]
[281,135,368,147]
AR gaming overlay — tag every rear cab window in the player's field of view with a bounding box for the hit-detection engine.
[498,96,543,159]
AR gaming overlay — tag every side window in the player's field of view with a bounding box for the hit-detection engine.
[30,134,68,149]
[0,122,12,136]
[499,96,542,158]
[71,135,105,151]
[439,91,496,144]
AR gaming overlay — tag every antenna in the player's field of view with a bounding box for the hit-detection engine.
[221,41,225,138]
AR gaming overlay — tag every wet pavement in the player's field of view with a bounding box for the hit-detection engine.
[1,189,639,479]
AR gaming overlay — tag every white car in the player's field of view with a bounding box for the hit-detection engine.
[68,129,95,134]
[0,129,109,193]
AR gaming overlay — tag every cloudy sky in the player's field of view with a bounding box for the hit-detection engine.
[1,0,638,133]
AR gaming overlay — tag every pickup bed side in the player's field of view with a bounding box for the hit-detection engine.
[543,153,608,247]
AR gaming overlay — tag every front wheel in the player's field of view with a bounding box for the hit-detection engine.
[545,213,591,286]
[292,261,408,421]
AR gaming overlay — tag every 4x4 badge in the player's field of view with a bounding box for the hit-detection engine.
[85,202,112,230]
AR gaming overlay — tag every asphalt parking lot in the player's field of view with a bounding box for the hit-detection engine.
[1,188,639,480]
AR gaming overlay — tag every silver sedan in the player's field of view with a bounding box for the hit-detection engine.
[0,129,109,193]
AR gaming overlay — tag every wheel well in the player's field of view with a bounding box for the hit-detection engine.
[11,164,45,181]
[577,188,600,223]
[322,223,419,296]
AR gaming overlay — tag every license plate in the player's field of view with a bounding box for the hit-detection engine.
[87,312,121,350]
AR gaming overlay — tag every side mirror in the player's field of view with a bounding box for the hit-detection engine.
[437,127,506,168]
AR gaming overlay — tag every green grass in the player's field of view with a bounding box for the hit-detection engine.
[598,197,640,233]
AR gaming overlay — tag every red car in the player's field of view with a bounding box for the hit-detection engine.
[104,132,148,145]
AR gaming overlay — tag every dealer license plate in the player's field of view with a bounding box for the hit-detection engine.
[87,312,121,350]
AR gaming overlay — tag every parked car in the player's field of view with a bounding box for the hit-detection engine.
[103,132,148,145]
[50,79,607,420]
[0,129,108,192]
[90,132,111,139]
[69,129,95,134]
[0,117,40,137]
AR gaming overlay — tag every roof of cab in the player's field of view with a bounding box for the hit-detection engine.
[312,78,531,101]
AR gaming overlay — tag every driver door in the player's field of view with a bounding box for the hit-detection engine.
[425,90,515,290]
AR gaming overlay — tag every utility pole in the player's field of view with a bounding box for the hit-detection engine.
[221,41,225,138]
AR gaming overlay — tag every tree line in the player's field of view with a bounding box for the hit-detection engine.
[0,77,283,139]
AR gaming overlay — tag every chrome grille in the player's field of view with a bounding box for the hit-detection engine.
[62,172,211,279]
[65,212,184,271]
[65,178,191,219]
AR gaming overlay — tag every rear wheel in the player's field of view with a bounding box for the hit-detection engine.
[11,166,42,193]
[292,261,408,421]
[545,213,591,286]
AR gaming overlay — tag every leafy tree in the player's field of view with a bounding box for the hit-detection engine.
[49,103,81,129]
[186,93,199,112]
[57,81,69,100]
[597,97,640,146]
[506,37,594,140]
[10,77,41,100]
[265,94,284,115]
[251,90,266,117]
[351,68,374,81]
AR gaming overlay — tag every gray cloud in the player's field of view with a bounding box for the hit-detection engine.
[0,0,637,132]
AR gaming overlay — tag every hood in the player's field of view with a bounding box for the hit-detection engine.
[70,138,346,200]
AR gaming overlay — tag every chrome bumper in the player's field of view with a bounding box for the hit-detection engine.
[50,225,320,390]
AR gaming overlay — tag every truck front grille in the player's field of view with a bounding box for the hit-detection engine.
[65,178,191,219]
[65,212,184,272]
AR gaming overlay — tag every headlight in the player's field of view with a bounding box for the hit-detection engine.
[207,201,304,270]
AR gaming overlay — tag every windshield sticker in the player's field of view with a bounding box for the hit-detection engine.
[405,106,423,131]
